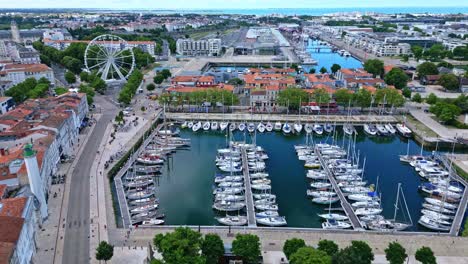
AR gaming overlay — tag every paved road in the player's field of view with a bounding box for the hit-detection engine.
[62,96,117,264]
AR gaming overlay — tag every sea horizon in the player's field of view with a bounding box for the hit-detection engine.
[1,6,467,15]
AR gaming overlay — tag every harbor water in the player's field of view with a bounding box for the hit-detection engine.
[154,128,437,231]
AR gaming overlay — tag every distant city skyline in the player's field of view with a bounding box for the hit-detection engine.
[0,0,466,9]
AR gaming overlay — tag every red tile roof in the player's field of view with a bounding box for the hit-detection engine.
[0,241,14,264]
[0,64,51,74]
[0,216,24,244]
[0,185,6,200]
[0,197,26,218]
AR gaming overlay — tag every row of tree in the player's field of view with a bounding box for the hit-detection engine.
[118,70,144,105]
[411,44,467,61]
[276,87,406,110]
[96,227,438,264]
[5,77,51,103]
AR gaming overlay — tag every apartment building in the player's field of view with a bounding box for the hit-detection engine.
[176,38,222,57]
[43,39,157,56]
[0,63,55,93]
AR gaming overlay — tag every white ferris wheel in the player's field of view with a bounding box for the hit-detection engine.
[84,34,135,82]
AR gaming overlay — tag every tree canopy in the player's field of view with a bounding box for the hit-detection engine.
[231,234,261,264]
[384,68,409,89]
[332,241,374,264]
[289,247,331,264]
[153,227,205,264]
[283,238,306,259]
[277,87,309,110]
[311,88,331,104]
[317,240,339,257]
[201,234,225,264]
[331,64,341,74]
[95,241,114,263]
[415,247,436,264]
[375,88,406,107]
[438,74,460,91]
[417,62,439,78]
[363,59,384,77]
[430,101,461,123]
[320,67,328,74]
[333,89,353,106]
[354,88,373,109]
[65,71,77,84]
[385,242,407,264]
[5,77,51,103]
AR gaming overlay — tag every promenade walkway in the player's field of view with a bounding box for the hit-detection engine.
[315,146,363,230]
[166,112,397,125]
[241,148,257,227]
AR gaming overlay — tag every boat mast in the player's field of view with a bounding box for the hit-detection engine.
[393,183,401,222]
[399,184,413,226]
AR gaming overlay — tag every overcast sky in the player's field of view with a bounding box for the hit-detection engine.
[0,0,465,9]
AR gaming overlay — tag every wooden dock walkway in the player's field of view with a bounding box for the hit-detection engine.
[315,146,363,230]
[241,148,257,227]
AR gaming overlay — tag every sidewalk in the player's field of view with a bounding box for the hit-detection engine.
[410,109,468,140]
[33,114,101,264]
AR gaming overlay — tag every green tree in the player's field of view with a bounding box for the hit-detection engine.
[363,59,384,77]
[332,241,374,264]
[283,238,306,259]
[311,88,331,103]
[375,88,405,107]
[91,78,107,94]
[424,44,446,60]
[438,74,459,91]
[5,78,38,103]
[291,63,299,72]
[333,88,353,106]
[154,74,165,84]
[411,45,424,61]
[385,242,407,264]
[54,87,68,95]
[426,93,438,104]
[289,247,331,264]
[79,84,96,105]
[331,64,341,74]
[309,68,316,74]
[160,69,172,79]
[227,78,244,85]
[401,55,409,62]
[201,234,225,264]
[430,101,461,123]
[402,87,411,98]
[453,45,468,60]
[354,88,372,109]
[384,68,409,89]
[153,227,205,264]
[80,71,89,82]
[277,87,309,110]
[417,62,439,78]
[95,241,114,263]
[412,93,422,103]
[320,66,328,74]
[415,246,436,264]
[317,240,339,257]
[147,83,156,91]
[231,234,261,264]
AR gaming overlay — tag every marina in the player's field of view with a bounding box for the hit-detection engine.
[113,119,467,234]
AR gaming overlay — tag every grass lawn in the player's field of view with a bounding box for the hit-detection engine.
[405,115,439,138]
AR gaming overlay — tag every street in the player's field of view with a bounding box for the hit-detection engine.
[62,95,117,264]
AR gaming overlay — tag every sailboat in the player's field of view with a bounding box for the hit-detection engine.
[181,121,188,129]
[247,123,256,133]
[313,124,323,135]
[217,215,248,226]
[220,122,229,131]
[211,121,219,131]
[385,123,396,134]
[192,121,201,132]
[203,121,211,131]
[366,183,412,231]
[238,122,246,132]
[294,122,303,133]
[187,121,194,129]
[257,122,266,133]
[282,123,292,134]
[265,122,274,132]
[364,124,377,136]
[274,121,282,131]
[229,122,236,132]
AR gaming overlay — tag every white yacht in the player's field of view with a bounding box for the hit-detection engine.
[247,123,256,133]
[211,121,218,131]
[304,124,313,134]
[318,213,348,221]
[203,121,211,131]
[274,121,282,131]
[219,122,228,131]
[256,211,279,218]
[363,124,377,136]
[396,123,412,137]
[313,124,323,135]
[385,124,396,134]
[238,123,246,132]
[294,122,303,133]
[322,219,352,229]
[229,123,236,131]
[282,123,292,134]
[257,122,266,133]
[256,216,287,226]
[187,121,194,129]
[265,122,274,132]
[217,216,248,226]
[192,121,202,132]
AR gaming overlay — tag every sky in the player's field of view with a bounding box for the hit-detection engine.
[0,0,466,9]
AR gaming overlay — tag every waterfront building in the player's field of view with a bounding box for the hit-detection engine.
[0,63,55,93]
[166,83,234,94]
[176,38,222,57]
[171,75,216,87]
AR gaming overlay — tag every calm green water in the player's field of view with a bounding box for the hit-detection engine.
[155,128,442,231]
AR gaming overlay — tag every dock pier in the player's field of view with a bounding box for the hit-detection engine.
[315,146,363,230]
[241,147,257,227]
